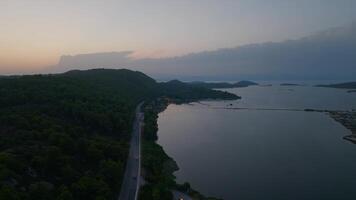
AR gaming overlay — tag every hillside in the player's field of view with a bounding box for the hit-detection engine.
[0,69,238,200]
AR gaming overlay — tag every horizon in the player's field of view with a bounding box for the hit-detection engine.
[1,68,355,84]
[1,0,356,80]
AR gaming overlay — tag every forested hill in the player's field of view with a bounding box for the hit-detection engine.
[0,69,238,200]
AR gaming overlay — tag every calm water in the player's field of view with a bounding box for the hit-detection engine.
[157,85,356,200]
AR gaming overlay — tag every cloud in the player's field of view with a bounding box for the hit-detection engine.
[54,51,134,72]
[52,23,356,80]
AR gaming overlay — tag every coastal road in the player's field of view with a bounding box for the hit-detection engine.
[118,102,144,200]
[172,190,193,200]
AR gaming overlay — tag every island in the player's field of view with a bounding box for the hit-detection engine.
[0,69,236,200]
[316,81,356,89]
[280,83,302,86]
[188,80,258,89]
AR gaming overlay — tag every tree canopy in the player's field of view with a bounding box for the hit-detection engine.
[0,69,238,199]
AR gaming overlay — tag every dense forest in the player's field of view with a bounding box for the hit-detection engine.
[0,69,238,200]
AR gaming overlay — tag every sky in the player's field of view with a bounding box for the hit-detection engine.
[1,0,356,75]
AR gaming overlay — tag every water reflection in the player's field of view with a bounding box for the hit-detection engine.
[157,85,356,200]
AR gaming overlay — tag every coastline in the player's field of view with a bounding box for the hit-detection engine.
[327,111,356,144]
[139,98,223,200]
[138,95,356,199]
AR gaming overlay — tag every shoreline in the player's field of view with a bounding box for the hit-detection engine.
[327,111,356,144]
[139,98,223,200]
[191,103,356,145]
[139,97,356,199]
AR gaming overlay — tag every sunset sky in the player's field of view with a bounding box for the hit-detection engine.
[1,0,356,74]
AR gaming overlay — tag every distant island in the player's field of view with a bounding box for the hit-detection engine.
[189,80,258,89]
[316,81,356,89]
[280,83,302,86]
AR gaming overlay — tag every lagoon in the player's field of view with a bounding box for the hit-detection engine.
[157,85,356,200]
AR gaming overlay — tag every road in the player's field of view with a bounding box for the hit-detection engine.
[172,190,193,200]
[118,102,144,200]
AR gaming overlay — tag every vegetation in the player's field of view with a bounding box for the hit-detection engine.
[189,80,258,89]
[139,98,174,200]
[0,69,238,200]
[139,99,223,200]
